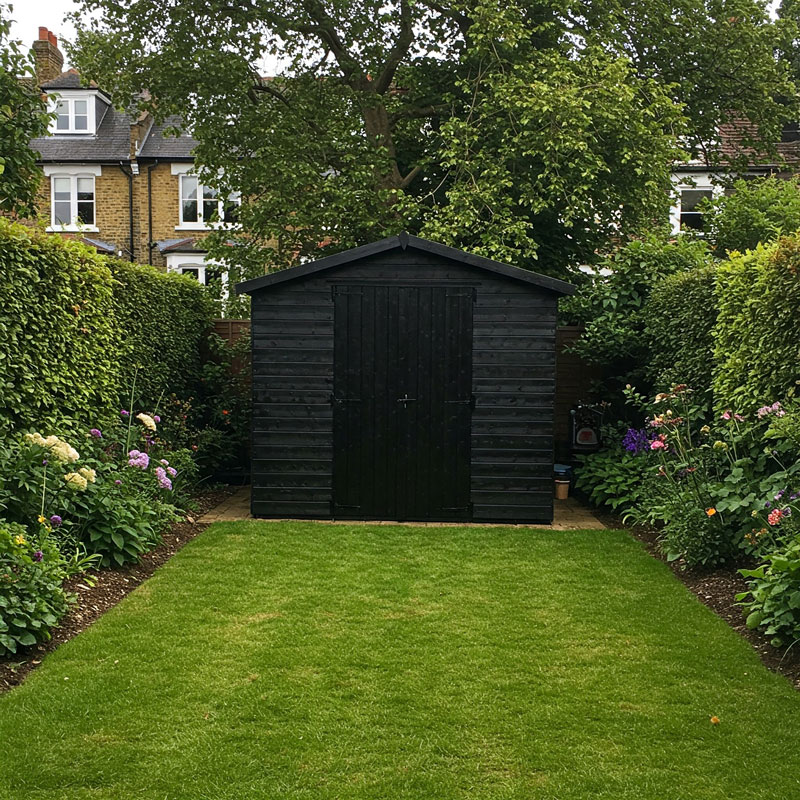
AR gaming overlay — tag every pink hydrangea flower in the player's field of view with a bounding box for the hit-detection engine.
[127,450,150,469]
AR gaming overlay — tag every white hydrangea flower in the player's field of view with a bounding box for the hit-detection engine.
[78,467,97,484]
[136,413,157,431]
[64,472,88,491]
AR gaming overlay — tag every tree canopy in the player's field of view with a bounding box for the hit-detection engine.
[0,4,52,217]
[71,0,794,293]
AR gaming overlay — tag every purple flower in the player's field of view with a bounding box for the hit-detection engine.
[89,428,102,438]
[167,466,177,477]
[776,490,785,500]
[622,428,653,454]
[49,514,62,527]
[160,459,169,466]
[42,458,48,466]
[120,409,130,418]
[114,479,122,485]
[127,449,150,469]
[154,466,173,491]
[32,550,43,562]
[153,415,161,423]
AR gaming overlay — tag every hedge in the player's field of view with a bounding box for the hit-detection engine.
[0,219,213,435]
[109,259,214,408]
[713,236,800,410]
[645,264,717,397]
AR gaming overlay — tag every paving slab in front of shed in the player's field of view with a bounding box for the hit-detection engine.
[201,486,605,530]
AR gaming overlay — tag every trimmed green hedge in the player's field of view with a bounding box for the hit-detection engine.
[645,264,717,397]
[0,219,213,434]
[713,236,800,410]
[109,259,213,408]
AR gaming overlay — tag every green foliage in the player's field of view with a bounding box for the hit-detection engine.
[0,219,214,436]
[69,0,793,281]
[575,445,649,512]
[703,177,800,257]
[713,235,800,411]
[0,219,120,434]
[738,519,800,647]
[0,520,71,656]
[0,6,53,216]
[108,259,213,409]
[620,387,800,568]
[645,265,718,396]
[564,234,713,388]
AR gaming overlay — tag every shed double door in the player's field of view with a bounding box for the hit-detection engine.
[332,284,473,520]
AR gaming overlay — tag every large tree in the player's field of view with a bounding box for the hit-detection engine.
[71,0,793,293]
[0,4,52,216]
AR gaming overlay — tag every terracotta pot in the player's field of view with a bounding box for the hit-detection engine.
[554,479,570,500]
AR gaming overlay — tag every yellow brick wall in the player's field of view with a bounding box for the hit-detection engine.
[26,163,213,268]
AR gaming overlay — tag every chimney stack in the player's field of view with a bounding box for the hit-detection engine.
[32,27,64,85]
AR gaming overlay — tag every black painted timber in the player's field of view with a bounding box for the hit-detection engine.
[239,235,572,523]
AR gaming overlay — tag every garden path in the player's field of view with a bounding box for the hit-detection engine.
[200,485,606,530]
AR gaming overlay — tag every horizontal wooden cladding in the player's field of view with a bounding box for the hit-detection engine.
[472,462,554,478]
[472,504,553,523]
[472,406,553,422]
[251,323,334,338]
[251,362,334,378]
[252,375,333,391]
[252,416,331,433]
[252,430,331,446]
[251,487,332,502]
[471,476,552,492]
[472,448,553,464]
[253,389,331,405]
[253,402,332,418]
[251,500,331,518]
[253,458,332,473]
[252,350,333,365]
[474,392,554,408]
[473,314,557,326]
[251,332,332,346]
[251,305,332,322]
[476,293,558,309]
[472,335,555,351]
[471,489,553,506]
[472,351,555,367]
[473,379,554,393]
[250,474,331,489]
[251,291,331,307]
[473,364,554,379]
[472,420,552,436]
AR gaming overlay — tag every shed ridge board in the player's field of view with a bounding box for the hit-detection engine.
[236,234,575,297]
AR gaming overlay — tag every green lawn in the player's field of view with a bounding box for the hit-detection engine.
[1,522,799,799]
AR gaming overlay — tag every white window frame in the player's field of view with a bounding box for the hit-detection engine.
[48,92,97,135]
[43,164,101,232]
[165,253,229,298]
[171,163,240,230]
[670,172,723,235]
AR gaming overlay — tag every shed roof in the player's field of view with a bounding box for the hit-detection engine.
[236,233,575,296]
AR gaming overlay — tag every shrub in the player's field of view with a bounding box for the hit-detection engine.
[0,521,71,656]
[563,233,713,390]
[0,219,214,442]
[703,176,800,257]
[738,489,800,646]
[0,219,119,435]
[109,259,213,410]
[621,387,800,568]
[575,437,650,513]
[714,236,800,411]
[644,264,717,397]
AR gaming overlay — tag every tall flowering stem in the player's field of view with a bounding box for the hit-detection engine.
[124,368,139,455]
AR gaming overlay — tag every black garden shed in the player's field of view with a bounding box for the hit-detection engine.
[236,233,574,523]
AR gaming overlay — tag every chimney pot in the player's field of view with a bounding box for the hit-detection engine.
[38,27,49,41]
[48,32,57,47]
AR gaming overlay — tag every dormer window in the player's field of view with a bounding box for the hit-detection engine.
[48,92,98,134]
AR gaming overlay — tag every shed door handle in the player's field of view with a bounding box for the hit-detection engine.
[397,394,417,406]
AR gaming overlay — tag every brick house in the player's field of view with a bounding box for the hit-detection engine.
[28,27,237,283]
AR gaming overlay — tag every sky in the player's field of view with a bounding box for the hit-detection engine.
[7,0,83,67]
